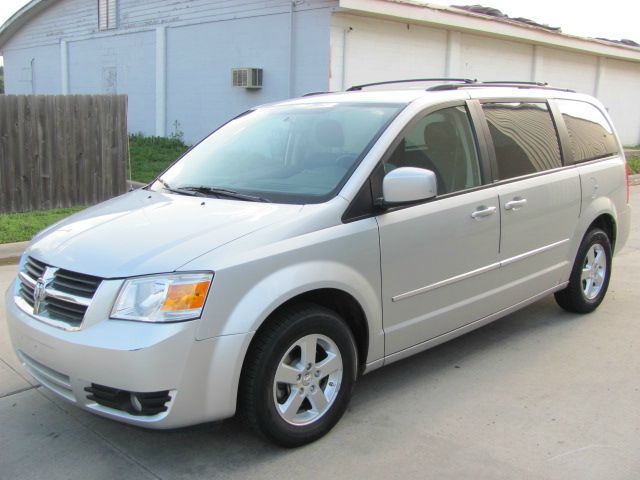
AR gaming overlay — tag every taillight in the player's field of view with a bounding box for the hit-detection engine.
[625,161,630,204]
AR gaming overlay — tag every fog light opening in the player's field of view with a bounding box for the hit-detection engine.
[130,393,143,413]
[85,384,172,416]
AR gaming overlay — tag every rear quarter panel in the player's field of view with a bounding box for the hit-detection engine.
[562,156,629,282]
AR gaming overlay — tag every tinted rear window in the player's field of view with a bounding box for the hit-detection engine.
[482,102,562,180]
[556,99,619,163]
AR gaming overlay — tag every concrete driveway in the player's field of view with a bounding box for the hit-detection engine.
[1,189,639,480]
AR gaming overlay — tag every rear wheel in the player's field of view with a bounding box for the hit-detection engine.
[555,228,612,313]
[239,304,357,447]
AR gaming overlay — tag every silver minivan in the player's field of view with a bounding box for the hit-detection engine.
[5,80,631,446]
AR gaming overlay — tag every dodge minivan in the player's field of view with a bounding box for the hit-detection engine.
[5,80,631,446]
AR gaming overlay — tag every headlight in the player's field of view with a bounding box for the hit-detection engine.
[111,272,213,323]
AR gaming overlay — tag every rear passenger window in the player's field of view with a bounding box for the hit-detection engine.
[556,100,619,163]
[384,106,482,195]
[482,102,562,180]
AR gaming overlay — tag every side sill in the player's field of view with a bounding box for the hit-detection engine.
[381,282,568,368]
[362,358,384,375]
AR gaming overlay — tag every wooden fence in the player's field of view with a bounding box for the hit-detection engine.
[0,95,128,214]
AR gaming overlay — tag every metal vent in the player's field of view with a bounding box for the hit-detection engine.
[232,68,263,89]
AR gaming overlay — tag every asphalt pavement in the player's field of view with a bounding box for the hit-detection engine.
[1,188,639,480]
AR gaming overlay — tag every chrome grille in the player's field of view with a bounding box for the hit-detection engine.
[51,269,102,297]
[45,296,89,323]
[24,256,46,279]
[19,281,36,308]
[16,256,102,330]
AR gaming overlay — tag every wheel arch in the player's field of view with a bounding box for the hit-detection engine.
[587,213,617,251]
[254,288,370,374]
[572,196,619,257]
[266,288,369,373]
[235,287,372,416]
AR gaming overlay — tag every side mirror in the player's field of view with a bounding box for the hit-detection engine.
[381,167,437,207]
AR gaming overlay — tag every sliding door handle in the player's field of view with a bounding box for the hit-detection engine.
[471,206,497,219]
[504,198,527,210]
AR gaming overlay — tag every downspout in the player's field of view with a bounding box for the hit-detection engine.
[594,56,604,98]
[444,30,461,78]
[288,0,295,98]
[60,40,69,94]
[155,26,167,137]
[531,45,543,82]
[341,27,352,90]
[30,58,35,94]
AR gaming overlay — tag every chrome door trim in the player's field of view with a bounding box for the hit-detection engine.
[391,262,500,302]
[500,238,569,267]
[391,238,570,303]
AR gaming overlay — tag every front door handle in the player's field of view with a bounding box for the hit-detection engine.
[471,205,497,219]
[504,198,527,210]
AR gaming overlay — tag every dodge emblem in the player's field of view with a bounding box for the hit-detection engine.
[32,267,56,315]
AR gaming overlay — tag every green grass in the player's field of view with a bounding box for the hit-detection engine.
[129,134,189,183]
[624,146,640,174]
[0,207,85,244]
[0,134,189,244]
[628,154,640,174]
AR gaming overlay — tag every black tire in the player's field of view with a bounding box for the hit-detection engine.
[238,303,358,447]
[554,228,612,313]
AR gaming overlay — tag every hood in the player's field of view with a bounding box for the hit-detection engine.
[27,189,302,278]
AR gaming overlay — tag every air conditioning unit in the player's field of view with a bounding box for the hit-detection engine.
[232,68,263,89]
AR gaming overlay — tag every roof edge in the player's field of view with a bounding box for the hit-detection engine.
[0,0,58,53]
[338,0,640,63]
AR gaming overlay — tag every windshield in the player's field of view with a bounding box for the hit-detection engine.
[150,102,404,203]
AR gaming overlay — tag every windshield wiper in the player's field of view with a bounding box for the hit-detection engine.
[155,178,205,197]
[177,186,271,203]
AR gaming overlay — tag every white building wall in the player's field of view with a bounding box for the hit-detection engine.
[2,0,336,143]
[330,13,447,90]
[331,12,640,145]
[459,33,532,81]
[3,44,61,94]
[118,0,337,30]
[2,1,639,144]
[166,8,331,143]
[68,32,156,135]
[598,59,640,146]
[3,0,337,50]
[292,9,333,97]
[538,48,598,94]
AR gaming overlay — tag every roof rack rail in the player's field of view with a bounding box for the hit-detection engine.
[482,80,549,86]
[302,91,333,97]
[347,78,476,91]
[427,82,575,93]
[480,80,549,87]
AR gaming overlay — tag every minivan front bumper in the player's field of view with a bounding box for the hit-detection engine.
[5,281,253,428]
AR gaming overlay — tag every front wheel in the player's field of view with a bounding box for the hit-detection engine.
[555,228,612,313]
[239,304,358,447]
